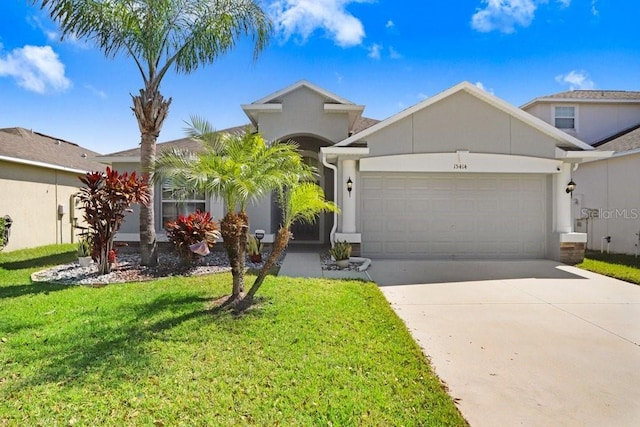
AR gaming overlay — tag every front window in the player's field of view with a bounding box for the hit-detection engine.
[161,182,206,227]
[554,106,575,129]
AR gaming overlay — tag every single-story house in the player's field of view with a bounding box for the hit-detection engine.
[0,127,105,251]
[523,90,640,255]
[103,81,613,263]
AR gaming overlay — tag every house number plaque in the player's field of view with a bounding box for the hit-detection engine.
[453,163,468,170]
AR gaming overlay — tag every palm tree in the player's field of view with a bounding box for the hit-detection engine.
[36,0,271,266]
[154,122,314,303]
[245,182,338,301]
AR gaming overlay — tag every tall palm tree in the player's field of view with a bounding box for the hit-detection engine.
[154,122,313,302]
[36,0,271,266]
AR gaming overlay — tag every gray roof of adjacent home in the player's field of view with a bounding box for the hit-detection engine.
[538,90,640,100]
[522,90,640,109]
[101,118,380,158]
[0,127,105,173]
[593,124,640,153]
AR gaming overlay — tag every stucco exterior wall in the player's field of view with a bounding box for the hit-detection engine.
[367,91,557,158]
[256,86,350,143]
[524,103,640,145]
[573,154,640,254]
[0,160,85,251]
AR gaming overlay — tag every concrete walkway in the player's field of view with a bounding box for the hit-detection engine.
[278,251,370,281]
[373,260,640,427]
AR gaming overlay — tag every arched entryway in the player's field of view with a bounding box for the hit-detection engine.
[271,135,335,244]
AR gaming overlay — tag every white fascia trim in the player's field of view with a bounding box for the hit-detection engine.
[320,146,369,162]
[241,103,283,113]
[556,149,614,162]
[0,154,89,174]
[612,147,640,159]
[323,104,364,113]
[253,80,356,105]
[336,81,593,151]
[360,152,563,174]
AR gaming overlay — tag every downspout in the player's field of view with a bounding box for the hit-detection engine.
[321,150,338,246]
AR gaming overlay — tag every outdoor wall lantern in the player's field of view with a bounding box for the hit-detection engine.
[346,177,353,197]
[566,180,576,194]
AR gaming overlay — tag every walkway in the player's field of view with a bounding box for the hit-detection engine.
[278,251,370,281]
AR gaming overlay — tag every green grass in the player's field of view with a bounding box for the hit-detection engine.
[0,245,466,426]
[577,251,640,285]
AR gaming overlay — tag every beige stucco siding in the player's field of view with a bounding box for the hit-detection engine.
[0,160,84,251]
[367,91,557,158]
[573,154,640,253]
[525,103,640,145]
[575,104,640,144]
[256,86,350,143]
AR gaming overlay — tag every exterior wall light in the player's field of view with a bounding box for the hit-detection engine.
[346,177,353,197]
[566,180,576,194]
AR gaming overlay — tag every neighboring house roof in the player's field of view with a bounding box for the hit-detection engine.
[521,90,640,108]
[100,118,379,162]
[0,127,105,173]
[336,81,595,151]
[592,123,640,153]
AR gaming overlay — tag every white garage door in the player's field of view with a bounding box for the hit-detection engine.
[360,173,547,259]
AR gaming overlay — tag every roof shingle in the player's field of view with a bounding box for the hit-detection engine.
[0,127,105,172]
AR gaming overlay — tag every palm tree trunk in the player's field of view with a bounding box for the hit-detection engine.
[245,226,291,301]
[221,211,249,300]
[132,87,171,266]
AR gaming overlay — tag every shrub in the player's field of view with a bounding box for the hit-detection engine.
[329,240,352,261]
[165,211,220,264]
[77,167,150,274]
[77,236,92,257]
[246,234,263,256]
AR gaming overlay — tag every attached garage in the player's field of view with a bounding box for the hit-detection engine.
[360,173,548,259]
[321,81,606,264]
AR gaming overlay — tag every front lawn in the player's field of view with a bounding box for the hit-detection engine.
[577,251,640,285]
[0,245,466,426]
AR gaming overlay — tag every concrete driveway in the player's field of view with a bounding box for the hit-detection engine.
[370,260,640,427]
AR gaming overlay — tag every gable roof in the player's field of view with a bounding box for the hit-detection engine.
[242,80,366,132]
[0,127,105,173]
[522,90,640,109]
[252,80,356,105]
[336,81,594,151]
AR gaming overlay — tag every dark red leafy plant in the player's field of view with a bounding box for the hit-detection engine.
[77,167,150,275]
[165,211,220,265]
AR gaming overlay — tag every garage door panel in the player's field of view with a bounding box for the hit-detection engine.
[361,173,547,259]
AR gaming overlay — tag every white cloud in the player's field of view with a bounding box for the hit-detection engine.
[85,84,107,99]
[555,70,595,90]
[385,20,394,28]
[475,81,495,94]
[388,46,402,59]
[368,43,382,59]
[471,0,538,33]
[557,0,571,7]
[591,0,599,16]
[0,45,71,94]
[269,0,367,47]
[417,92,429,100]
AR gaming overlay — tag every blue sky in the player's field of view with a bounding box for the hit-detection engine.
[1,0,639,154]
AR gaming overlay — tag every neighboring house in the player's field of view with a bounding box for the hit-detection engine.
[0,127,105,251]
[104,80,609,263]
[521,90,640,145]
[524,90,640,255]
